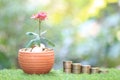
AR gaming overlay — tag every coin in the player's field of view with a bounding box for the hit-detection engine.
[99,69,108,73]
[72,63,82,70]
[91,67,99,74]
[63,61,72,69]
[82,65,91,74]
[72,69,81,74]
[63,68,71,73]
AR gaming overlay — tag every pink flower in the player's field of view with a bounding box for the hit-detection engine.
[31,12,47,21]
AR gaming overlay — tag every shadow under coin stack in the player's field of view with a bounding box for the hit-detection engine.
[72,63,82,74]
[63,61,72,73]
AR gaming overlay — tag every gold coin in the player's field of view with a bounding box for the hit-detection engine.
[82,65,91,74]
[63,68,71,73]
[72,63,82,70]
[63,61,72,69]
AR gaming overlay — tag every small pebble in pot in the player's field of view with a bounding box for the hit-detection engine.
[32,46,43,53]
[26,48,32,52]
[40,43,45,49]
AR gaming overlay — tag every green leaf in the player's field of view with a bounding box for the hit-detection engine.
[25,39,35,48]
[40,30,47,36]
[25,32,41,47]
[34,37,41,46]
[25,37,41,48]
[26,32,38,36]
[41,38,55,47]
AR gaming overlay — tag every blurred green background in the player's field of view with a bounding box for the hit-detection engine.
[0,0,120,69]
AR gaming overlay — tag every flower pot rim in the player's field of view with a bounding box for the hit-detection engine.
[19,48,54,54]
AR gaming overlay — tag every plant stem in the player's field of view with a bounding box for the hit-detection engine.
[39,19,41,46]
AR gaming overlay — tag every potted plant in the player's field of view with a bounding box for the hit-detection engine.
[18,12,55,74]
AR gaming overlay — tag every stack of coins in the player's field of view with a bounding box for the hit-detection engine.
[82,65,91,74]
[91,67,99,74]
[63,61,72,73]
[99,69,108,73]
[72,63,82,74]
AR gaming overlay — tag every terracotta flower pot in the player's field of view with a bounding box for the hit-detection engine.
[18,48,54,74]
